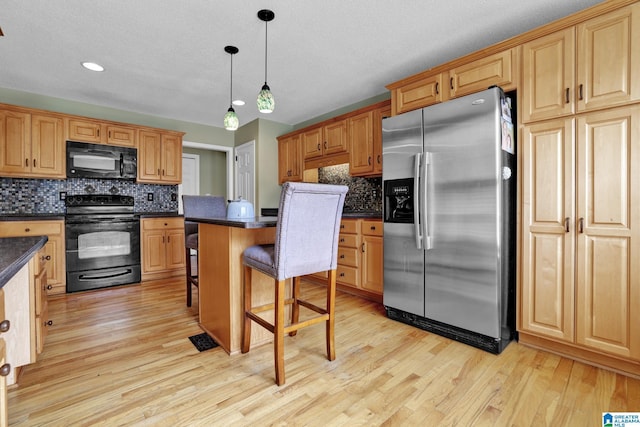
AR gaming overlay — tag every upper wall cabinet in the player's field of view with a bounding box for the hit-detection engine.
[137,130,182,184]
[522,3,639,123]
[0,109,65,179]
[67,118,137,147]
[302,119,348,161]
[447,48,517,99]
[388,48,518,115]
[278,133,302,184]
[349,102,391,177]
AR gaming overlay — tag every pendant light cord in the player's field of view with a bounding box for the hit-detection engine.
[264,20,268,84]
[230,51,233,105]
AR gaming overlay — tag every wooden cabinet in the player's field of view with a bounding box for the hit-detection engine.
[277,133,302,184]
[388,48,517,115]
[67,119,137,147]
[522,3,639,123]
[0,289,7,427]
[336,219,360,289]
[31,248,49,355]
[520,105,640,372]
[360,220,383,294]
[349,102,390,176]
[141,217,185,281]
[331,218,383,300]
[0,110,64,179]
[0,220,65,295]
[447,48,517,99]
[138,130,182,184]
[302,119,348,161]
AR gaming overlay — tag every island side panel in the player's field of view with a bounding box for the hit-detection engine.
[198,223,278,355]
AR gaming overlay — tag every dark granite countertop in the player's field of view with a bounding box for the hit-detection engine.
[342,212,382,219]
[138,212,182,218]
[185,216,277,229]
[0,236,48,289]
[0,214,65,221]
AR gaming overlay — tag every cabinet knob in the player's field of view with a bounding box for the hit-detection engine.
[370,226,376,230]
[46,320,53,326]
[340,238,345,243]
[45,255,51,261]
[340,254,345,259]
[0,363,10,377]
[339,273,345,277]
[25,228,31,232]
[46,284,53,290]
[0,319,10,333]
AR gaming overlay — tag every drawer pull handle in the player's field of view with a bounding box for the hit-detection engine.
[0,363,11,377]
[370,226,376,230]
[564,217,570,233]
[0,319,10,333]
[25,228,31,232]
[361,243,365,253]
[565,88,570,104]
[578,217,584,233]
[578,84,584,100]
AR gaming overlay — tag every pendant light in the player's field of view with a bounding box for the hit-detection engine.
[223,45,239,131]
[257,9,275,114]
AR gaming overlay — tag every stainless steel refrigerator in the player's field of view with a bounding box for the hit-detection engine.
[382,86,516,354]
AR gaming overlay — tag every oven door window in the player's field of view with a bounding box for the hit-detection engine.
[78,231,131,259]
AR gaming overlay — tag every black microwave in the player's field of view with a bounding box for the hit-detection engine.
[66,141,137,180]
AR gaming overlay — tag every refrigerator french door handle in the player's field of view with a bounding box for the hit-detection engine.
[423,152,433,250]
[414,153,423,250]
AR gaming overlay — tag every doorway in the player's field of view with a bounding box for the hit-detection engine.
[178,153,200,214]
[234,140,255,207]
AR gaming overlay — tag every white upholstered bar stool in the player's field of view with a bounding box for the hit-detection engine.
[182,195,227,307]
[241,182,348,386]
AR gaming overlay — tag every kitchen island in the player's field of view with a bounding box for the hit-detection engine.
[184,216,279,355]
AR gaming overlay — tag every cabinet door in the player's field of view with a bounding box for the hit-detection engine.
[323,119,348,155]
[302,127,323,159]
[67,118,102,143]
[361,235,383,294]
[160,134,182,183]
[106,125,136,147]
[278,134,302,184]
[137,130,162,182]
[448,48,517,99]
[0,110,31,175]
[577,3,640,112]
[575,107,640,359]
[393,73,443,115]
[165,229,186,270]
[522,28,575,123]
[349,111,374,176]
[44,235,65,295]
[31,114,65,178]
[373,104,391,175]
[520,118,576,342]
[141,229,166,273]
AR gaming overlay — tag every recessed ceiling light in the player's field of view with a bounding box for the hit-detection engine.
[81,62,104,72]
[232,99,245,106]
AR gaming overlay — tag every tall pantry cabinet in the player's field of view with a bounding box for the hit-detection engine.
[519,2,640,374]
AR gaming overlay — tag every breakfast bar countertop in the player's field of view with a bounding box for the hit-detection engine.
[0,236,47,289]
[184,216,278,229]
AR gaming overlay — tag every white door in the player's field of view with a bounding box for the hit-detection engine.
[234,140,255,206]
[178,153,200,214]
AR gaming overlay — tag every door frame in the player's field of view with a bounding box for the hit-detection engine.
[234,140,256,205]
[181,140,234,201]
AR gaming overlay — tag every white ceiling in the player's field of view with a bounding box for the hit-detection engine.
[0,0,603,128]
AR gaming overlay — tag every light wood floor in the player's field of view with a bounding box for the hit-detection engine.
[7,278,640,426]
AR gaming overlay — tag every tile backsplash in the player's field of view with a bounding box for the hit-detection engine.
[0,177,178,215]
[318,164,382,214]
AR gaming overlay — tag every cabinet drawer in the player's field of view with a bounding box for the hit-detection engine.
[0,220,63,237]
[339,219,359,234]
[362,220,382,236]
[338,247,359,268]
[337,265,359,287]
[142,217,184,230]
[338,233,359,248]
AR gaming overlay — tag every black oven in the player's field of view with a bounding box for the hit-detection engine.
[65,195,141,292]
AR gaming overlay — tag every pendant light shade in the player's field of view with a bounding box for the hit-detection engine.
[257,9,275,114]
[224,45,239,131]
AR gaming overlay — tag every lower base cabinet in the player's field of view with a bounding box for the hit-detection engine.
[141,217,186,281]
[1,290,7,427]
[309,218,383,301]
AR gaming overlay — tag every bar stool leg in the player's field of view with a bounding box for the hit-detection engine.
[289,276,300,337]
[274,278,286,386]
[326,270,337,361]
[241,265,252,354]
[186,248,193,307]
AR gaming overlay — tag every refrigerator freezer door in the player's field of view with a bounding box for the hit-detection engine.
[423,88,503,338]
[382,109,425,317]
